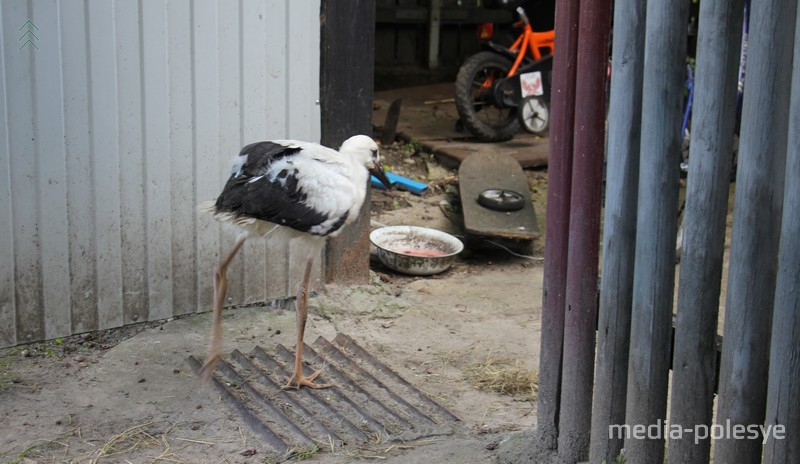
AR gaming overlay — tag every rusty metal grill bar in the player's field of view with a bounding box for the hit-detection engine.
[189,334,459,453]
[314,336,438,427]
[186,356,289,452]
[332,333,460,422]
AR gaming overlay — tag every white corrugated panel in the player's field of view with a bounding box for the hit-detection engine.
[0,0,322,348]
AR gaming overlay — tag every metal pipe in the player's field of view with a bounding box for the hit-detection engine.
[536,0,580,451]
[557,0,613,461]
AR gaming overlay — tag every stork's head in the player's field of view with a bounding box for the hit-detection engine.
[341,135,392,189]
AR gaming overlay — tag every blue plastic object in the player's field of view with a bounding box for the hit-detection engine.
[371,171,428,195]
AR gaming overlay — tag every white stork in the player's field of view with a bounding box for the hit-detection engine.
[199,135,391,389]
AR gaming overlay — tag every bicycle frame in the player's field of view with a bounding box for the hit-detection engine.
[476,7,554,95]
[507,7,555,76]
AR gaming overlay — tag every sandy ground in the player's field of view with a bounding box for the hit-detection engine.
[0,143,550,464]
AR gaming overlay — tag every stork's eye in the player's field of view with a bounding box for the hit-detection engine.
[371,148,380,161]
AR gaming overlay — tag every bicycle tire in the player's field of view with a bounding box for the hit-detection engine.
[455,51,520,142]
[518,96,550,135]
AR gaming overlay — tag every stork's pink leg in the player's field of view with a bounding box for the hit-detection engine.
[199,235,246,382]
[283,257,332,390]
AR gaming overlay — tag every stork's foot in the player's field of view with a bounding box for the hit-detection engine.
[282,370,332,390]
[199,355,221,383]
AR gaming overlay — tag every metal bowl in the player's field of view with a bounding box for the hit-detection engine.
[370,226,463,276]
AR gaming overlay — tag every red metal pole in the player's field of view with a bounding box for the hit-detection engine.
[557,0,613,461]
[536,0,580,451]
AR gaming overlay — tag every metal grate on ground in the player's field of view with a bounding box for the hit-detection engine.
[187,333,460,454]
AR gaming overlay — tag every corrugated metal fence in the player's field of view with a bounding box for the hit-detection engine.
[0,0,322,348]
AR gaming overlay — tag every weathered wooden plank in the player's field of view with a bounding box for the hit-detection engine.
[5,0,44,344]
[667,1,744,462]
[241,0,272,304]
[427,0,442,69]
[458,152,539,241]
[142,1,174,321]
[763,14,800,460]
[589,0,645,461]
[380,99,402,145]
[167,0,197,316]
[714,0,795,461]
[0,3,17,348]
[625,1,689,462]
[194,1,221,312]
[62,1,98,335]
[87,0,124,330]
[536,0,579,451]
[115,0,148,326]
[321,0,376,285]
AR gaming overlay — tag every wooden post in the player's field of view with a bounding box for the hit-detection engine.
[557,0,612,461]
[763,12,800,461]
[589,0,646,461]
[715,0,796,461]
[427,0,442,69]
[624,0,688,462]
[320,0,376,284]
[536,0,580,451]
[667,1,745,463]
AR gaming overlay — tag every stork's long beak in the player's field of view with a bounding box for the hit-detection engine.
[370,162,393,190]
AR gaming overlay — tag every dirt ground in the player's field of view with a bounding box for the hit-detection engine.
[0,142,551,464]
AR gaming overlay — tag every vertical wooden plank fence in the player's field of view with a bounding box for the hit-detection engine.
[0,0,324,348]
[715,0,796,462]
[589,0,645,461]
[668,0,744,462]
[624,0,688,462]
[523,0,800,462]
[763,13,800,461]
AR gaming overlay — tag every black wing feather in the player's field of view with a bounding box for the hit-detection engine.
[214,142,345,235]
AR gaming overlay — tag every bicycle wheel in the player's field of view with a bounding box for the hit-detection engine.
[455,51,520,142]
[518,96,549,135]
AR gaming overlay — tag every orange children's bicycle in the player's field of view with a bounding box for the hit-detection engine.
[454,7,554,141]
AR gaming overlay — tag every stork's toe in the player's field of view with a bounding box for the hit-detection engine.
[282,370,332,390]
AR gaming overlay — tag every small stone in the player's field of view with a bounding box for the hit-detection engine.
[275,330,281,335]
[173,368,181,374]
[138,378,146,383]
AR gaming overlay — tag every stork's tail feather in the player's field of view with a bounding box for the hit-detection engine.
[198,200,218,214]
[199,201,249,226]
